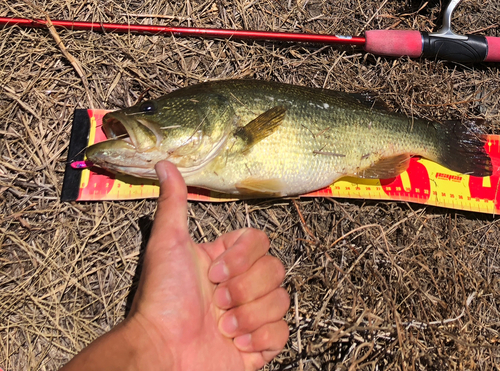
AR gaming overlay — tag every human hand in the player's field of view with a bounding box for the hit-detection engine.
[60,161,289,371]
[125,161,290,370]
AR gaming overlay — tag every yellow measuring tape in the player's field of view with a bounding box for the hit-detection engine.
[77,110,500,214]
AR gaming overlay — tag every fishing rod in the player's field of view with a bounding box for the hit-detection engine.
[1,0,498,63]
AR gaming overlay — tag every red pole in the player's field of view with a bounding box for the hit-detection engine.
[0,17,366,46]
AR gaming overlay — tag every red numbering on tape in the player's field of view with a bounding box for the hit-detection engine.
[79,170,117,199]
[380,158,431,202]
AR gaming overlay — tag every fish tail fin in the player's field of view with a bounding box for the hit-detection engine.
[435,120,492,177]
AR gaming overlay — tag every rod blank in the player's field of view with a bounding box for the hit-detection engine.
[0,17,366,46]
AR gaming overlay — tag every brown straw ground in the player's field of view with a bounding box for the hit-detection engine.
[1,0,500,370]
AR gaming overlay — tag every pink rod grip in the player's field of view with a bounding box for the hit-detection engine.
[485,36,500,62]
[364,30,423,58]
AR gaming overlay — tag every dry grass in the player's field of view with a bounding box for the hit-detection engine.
[1,0,500,370]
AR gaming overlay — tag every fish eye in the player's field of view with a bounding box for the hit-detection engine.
[139,101,157,114]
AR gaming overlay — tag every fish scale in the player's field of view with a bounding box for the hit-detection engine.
[191,82,431,195]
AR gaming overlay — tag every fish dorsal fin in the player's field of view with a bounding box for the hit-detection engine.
[235,106,286,151]
[354,154,411,179]
[235,177,286,197]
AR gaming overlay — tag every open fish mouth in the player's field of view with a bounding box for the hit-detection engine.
[84,112,162,179]
[102,116,133,143]
[89,111,229,179]
[102,112,162,152]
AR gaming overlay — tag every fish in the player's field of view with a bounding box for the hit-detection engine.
[85,79,492,197]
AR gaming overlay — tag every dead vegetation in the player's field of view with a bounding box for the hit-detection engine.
[1,0,500,370]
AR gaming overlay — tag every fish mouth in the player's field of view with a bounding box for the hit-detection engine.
[102,111,229,176]
[102,115,132,143]
[83,112,162,179]
[90,111,228,179]
[102,112,162,152]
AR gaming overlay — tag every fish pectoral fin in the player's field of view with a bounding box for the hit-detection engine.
[235,177,286,197]
[235,106,286,151]
[354,154,411,179]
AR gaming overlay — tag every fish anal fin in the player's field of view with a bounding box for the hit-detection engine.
[235,106,286,151]
[235,177,286,197]
[355,154,410,179]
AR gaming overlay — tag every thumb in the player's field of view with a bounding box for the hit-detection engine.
[149,160,189,244]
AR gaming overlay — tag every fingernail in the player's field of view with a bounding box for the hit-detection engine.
[209,260,229,282]
[220,314,238,336]
[215,287,231,308]
[234,334,252,350]
[155,162,168,184]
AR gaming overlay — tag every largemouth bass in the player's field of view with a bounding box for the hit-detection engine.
[86,80,492,197]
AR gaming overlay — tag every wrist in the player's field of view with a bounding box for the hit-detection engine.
[60,314,174,371]
[122,313,174,371]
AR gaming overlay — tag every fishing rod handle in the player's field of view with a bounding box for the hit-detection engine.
[365,30,500,63]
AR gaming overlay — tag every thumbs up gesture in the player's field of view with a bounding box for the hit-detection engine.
[61,161,290,371]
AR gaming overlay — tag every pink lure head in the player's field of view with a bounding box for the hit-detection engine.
[71,160,93,169]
